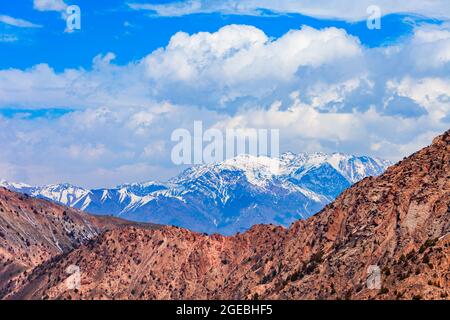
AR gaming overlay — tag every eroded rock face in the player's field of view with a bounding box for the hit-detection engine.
[0,187,159,298]
[1,152,390,235]
[2,130,450,300]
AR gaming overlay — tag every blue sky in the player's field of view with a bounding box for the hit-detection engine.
[0,1,441,71]
[0,1,450,188]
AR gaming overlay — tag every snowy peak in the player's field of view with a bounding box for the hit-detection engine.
[115,181,168,196]
[280,152,390,183]
[0,179,33,193]
[0,151,392,234]
[174,152,391,188]
[326,153,391,183]
[222,154,281,173]
[181,154,283,188]
[33,184,90,209]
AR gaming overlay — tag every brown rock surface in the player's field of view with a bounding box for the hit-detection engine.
[2,130,450,300]
[0,187,159,298]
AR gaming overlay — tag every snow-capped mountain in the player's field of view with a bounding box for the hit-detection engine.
[0,152,391,235]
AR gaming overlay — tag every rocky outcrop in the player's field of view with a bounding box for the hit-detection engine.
[0,187,159,298]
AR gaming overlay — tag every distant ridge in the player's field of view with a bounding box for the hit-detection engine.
[1,152,390,234]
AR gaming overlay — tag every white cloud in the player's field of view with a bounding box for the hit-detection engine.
[387,77,450,120]
[0,24,449,186]
[1,105,222,186]
[0,57,152,110]
[143,25,362,107]
[0,15,41,28]
[0,103,225,188]
[0,24,448,117]
[66,143,107,161]
[129,0,450,20]
[409,25,450,69]
[33,0,68,12]
[0,26,363,110]
[214,88,448,162]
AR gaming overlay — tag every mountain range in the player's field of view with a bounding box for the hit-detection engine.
[0,152,390,235]
[1,130,448,300]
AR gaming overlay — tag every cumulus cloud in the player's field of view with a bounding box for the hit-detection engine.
[143,25,362,107]
[0,24,449,186]
[0,54,151,110]
[387,77,450,120]
[409,25,450,70]
[213,90,448,162]
[0,104,226,188]
[129,0,450,20]
[33,0,67,12]
[0,26,363,110]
